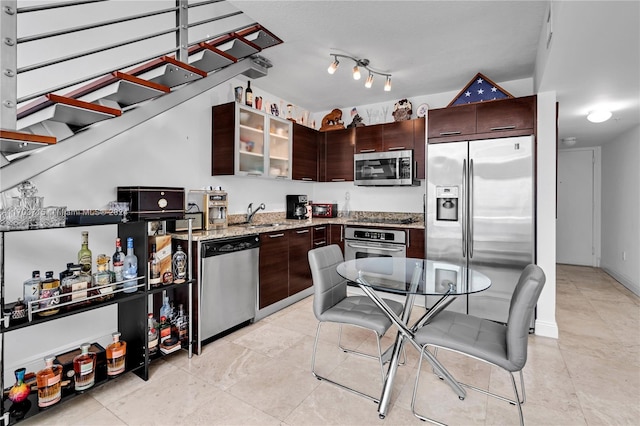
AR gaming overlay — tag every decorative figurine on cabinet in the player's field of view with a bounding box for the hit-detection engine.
[392,98,412,121]
[319,108,345,131]
[347,107,365,128]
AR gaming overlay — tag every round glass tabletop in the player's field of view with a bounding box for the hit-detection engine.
[336,257,491,296]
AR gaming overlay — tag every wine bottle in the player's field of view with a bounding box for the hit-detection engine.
[149,243,161,288]
[245,80,253,107]
[112,237,124,283]
[78,231,92,276]
[122,237,138,293]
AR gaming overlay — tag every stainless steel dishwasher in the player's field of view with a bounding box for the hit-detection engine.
[200,234,259,345]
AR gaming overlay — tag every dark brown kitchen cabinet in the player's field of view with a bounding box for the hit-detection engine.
[211,102,235,175]
[324,127,355,182]
[289,228,313,295]
[292,122,319,181]
[312,225,328,248]
[383,120,415,151]
[427,104,477,140]
[475,95,535,134]
[406,228,425,258]
[329,224,344,253]
[413,117,426,180]
[355,125,383,153]
[428,96,537,144]
[258,231,289,309]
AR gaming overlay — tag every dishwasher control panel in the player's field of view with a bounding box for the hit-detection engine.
[202,235,260,257]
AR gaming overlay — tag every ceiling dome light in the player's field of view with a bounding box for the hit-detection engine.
[587,109,612,123]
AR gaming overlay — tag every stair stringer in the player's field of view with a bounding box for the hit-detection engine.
[0,59,267,192]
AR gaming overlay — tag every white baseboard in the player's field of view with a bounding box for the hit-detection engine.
[534,319,559,338]
[601,267,640,296]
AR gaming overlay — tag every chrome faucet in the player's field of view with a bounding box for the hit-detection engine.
[246,202,266,223]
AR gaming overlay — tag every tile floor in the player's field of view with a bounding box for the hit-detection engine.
[19,264,640,425]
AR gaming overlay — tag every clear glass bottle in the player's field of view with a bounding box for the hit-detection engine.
[94,254,114,301]
[106,332,126,377]
[149,243,161,288]
[122,237,138,293]
[172,245,187,284]
[36,355,62,407]
[78,231,92,276]
[61,263,91,308]
[147,313,159,357]
[23,270,41,309]
[73,343,96,391]
[112,237,125,283]
[159,291,171,321]
[39,271,60,316]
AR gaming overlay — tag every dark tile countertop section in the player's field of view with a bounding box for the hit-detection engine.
[172,211,425,242]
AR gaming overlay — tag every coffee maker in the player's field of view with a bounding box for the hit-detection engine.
[203,189,228,229]
[286,195,308,220]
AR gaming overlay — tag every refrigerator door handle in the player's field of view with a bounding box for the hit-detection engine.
[462,158,467,258]
[469,158,474,258]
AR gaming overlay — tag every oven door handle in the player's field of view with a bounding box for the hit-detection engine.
[346,242,405,252]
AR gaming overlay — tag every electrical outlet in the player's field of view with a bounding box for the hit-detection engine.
[622,251,627,261]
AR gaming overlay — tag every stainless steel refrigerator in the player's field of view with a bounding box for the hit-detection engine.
[426,135,535,325]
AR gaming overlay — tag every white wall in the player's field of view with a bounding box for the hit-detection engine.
[600,125,640,295]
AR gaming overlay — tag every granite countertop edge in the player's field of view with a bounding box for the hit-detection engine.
[172,217,425,242]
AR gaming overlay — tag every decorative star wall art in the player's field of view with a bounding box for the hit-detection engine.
[448,73,513,107]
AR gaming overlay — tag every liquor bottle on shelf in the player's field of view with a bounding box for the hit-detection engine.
[60,263,91,307]
[177,303,189,346]
[159,291,171,322]
[73,343,96,391]
[36,355,63,407]
[23,270,41,309]
[39,271,60,316]
[78,231,92,276]
[148,243,161,288]
[159,315,171,345]
[122,237,138,293]
[112,237,125,283]
[147,313,159,357]
[106,332,126,377]
[172,245,187,284]
[94,254,114,301]
[245,80,253,107]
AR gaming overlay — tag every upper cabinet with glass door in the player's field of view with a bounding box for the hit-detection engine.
[236,104,292,178]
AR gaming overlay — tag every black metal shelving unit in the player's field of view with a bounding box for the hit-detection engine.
[0,220,194,426]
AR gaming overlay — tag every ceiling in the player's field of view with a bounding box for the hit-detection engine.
[228,0,639,148]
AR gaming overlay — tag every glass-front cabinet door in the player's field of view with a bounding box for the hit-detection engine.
[236,104,291,178]
[268,119,291,178]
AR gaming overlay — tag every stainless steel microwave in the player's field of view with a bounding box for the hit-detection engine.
[354,150,420,186]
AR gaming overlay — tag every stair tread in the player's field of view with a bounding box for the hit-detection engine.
[236,25,283,50]
[190,44,237,73]
[101,72,170,107]
[1,129,56,155]
[147,56,207,88]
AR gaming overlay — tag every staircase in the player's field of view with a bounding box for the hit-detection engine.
[0,0,282,192]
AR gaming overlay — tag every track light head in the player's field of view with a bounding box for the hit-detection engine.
[365,73,374,88]
[327,57,339,74]
[352,66,361,80]
[384,76,392,91]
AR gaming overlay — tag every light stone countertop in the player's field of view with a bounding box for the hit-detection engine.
[171,212,425,242]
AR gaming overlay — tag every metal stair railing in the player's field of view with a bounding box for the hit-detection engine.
[0,0,281,184]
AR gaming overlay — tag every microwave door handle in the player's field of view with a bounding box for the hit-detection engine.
[462,159,467,258]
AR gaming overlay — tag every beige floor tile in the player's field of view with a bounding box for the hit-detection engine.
[15,264,640,426]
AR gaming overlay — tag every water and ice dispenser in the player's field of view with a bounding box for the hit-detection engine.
[435,186,459,221]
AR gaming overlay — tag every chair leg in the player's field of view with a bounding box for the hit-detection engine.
[509,371,525,426]
[311,321,381,403]
[411,346,446,425]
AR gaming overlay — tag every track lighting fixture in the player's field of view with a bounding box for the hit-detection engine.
[327,54,391,91]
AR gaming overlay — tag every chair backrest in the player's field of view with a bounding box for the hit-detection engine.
[308,244,348,320]
[506,264,546,369]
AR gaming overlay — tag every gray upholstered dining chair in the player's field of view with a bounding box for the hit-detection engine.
[411,264,546,426]
[308,244,405,402]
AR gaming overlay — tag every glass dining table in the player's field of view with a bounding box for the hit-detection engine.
[336,257,491,419]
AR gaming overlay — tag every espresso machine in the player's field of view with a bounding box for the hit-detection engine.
[286,194,308,220]
[203,189,228,229]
